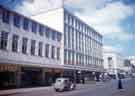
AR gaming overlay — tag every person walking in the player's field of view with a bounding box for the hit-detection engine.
[118,79,123,89]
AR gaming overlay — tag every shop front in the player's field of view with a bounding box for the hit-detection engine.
[0,64,19,89]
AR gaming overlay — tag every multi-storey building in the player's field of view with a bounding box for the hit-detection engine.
[0,6,62,88]
[0,1,104,88]
[32,7,104,82]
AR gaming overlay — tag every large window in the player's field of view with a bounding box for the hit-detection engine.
[22,37,28,54]
[23,18,29,31]
[31,40,36,55]
[31,21,37,33]
[45,44,49,58]
[2,9,10,24]
[0,31,8,50]
[12,34,19,52]
[38,42,43,57]
[51,46,55,59]
[13,14,20,28]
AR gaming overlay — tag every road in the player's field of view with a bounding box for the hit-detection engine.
[2,78,135,96]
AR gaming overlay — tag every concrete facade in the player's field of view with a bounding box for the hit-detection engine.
[103,51,125,79]
[0,2,103,88]
[32,8,104,73]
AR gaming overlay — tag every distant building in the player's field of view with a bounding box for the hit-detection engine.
[103,51,126,79]
[126,56,135,73]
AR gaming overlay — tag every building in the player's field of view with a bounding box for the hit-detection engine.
[126,56,135,75]
[0,6,62,88]
[32,5,104,82]
[103,51,125,79]
[128,56,135,66]
[0,2,103,88]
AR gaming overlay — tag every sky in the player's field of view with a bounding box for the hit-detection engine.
[0,0,135,57]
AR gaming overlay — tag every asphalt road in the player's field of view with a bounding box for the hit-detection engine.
[5,78,135,96]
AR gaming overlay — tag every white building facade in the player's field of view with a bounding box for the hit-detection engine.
[0,1,104,88]
[103,51,125,79]
[0,6,63,88]
[32,7,104,82]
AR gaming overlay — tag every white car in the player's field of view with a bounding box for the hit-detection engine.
[54,78,76,92]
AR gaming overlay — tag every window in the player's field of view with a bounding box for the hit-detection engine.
[38,42,43,57]
[31,40,36,55]
[45,27,50,38]
[2,9,10,24]
[52,31,56,40]
[57,32,61,42]
[22,37,28,54]
[39,25,44,36]
[12,34,19,52]
[45,44,49,58]
[64,49,67,63]
[13,14,20,27]
[23,18,29,30]
[0,31,8,50]
[51,46,55,59]
[31,21,37,33]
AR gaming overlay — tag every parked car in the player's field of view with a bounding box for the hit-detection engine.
[54,78,76,92]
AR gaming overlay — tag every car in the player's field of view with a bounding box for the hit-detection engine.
[54,77,76,92]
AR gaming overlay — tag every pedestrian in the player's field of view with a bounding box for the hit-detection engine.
[118,79,123,89]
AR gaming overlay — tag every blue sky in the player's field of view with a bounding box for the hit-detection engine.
[0,0,135,56]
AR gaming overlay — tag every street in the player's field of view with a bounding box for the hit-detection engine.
[0,78,135,96]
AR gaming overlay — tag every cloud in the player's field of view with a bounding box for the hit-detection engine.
[64,0,134,54]
[14,0,63,16]
[65,1,134,42]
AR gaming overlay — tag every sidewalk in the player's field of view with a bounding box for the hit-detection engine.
[0,86,53,96]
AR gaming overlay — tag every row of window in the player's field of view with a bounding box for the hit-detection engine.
[64,49,102,66]
[64,24,102,55]
[0,31,60,60]
[1,8,62,42]
[64,11,102,42]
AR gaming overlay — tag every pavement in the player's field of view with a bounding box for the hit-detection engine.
[0,78,135,96]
